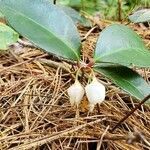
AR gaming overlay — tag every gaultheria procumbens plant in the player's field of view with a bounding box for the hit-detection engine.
[0,0,150,111]
[129,9,150,23]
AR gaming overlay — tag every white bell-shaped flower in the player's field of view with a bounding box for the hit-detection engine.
[85,77,105,112]
[67,79,84,107]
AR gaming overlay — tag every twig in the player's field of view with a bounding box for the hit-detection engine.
[81,26,97,42]
[96,125,109,150]
[110,94,150,133]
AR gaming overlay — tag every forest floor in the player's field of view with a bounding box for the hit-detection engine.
[0,21,150,150]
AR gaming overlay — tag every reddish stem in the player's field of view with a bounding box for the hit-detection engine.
[87,58,95,68]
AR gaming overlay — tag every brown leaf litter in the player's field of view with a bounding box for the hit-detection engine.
[0,22,150,150]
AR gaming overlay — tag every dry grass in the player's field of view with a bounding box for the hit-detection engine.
[0,22,150,150]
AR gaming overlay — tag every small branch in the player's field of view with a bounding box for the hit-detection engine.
[81,26,97,42]
[110,94,150,133]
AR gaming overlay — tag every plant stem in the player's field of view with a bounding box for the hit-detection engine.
[118,0,122,21]
[53,0,56,4]
[110,94,150,133]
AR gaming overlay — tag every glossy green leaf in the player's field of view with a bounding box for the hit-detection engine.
[94,64,150,100]
[0,23,19,50]
[129,9,150,23]
[59,6,81,24]
[0,0,81,60]
[58,6,91,27]
[49,0,91,27]
[94,24,150,67]
[49,0,79,22]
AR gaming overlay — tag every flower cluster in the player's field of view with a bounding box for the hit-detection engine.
[67,76,106,112]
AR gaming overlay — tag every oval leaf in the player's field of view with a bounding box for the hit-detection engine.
[58,6,91,27]
[94,24,150,67]
[59,6,81,24]
[0,0,81,60]
[94,64,150,101]
[129,9,150,23]
[49,0,91,27]
[0,23,19,50]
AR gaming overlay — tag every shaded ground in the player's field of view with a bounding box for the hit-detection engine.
[0,21,150,150]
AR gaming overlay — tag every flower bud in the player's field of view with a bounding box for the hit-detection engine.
[85,77,105,112]
[67,80,84,107]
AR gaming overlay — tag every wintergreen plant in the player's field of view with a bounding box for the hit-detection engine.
[129,8,150,23]
[0,0,150,107]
